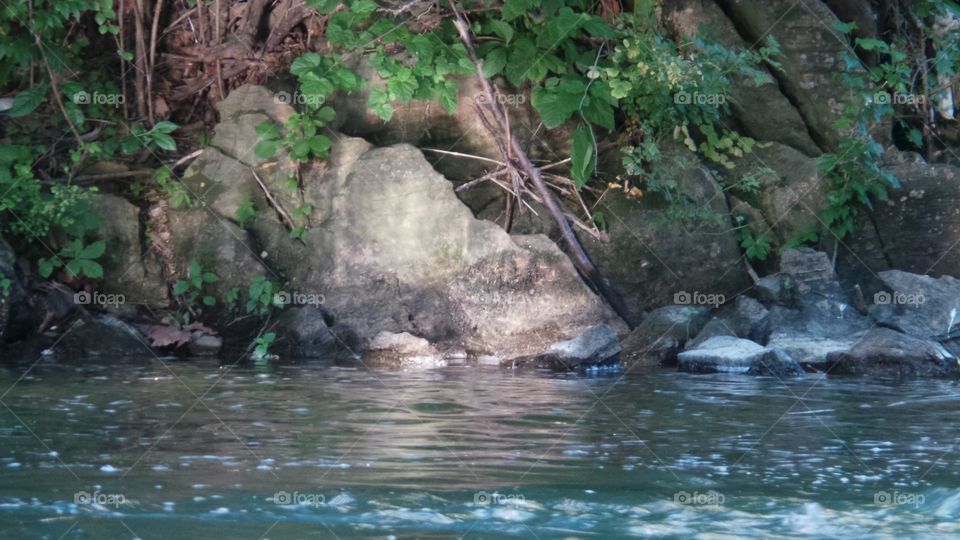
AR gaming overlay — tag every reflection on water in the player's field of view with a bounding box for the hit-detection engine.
[0,358,958,538]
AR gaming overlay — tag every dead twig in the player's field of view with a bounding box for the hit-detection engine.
[448,1,633,326]
[249,166,297,231]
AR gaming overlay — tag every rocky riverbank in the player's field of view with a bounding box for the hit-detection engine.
[3,0,960,379]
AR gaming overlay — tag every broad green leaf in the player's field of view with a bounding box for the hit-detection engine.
[570,124,596,189]
[386,68,418,102]
[79,259,103,279]
[7,85,48,117]
[255,122,281,139]
[38,259,55,278]
[503,0,538,21]
[79,240,105,259]
[367,88,393,121]
[438,80,458,114]
[482,47,508,78]
[152,133,177,152]
[487,19,514,44]
[152,120,178,133]
[290,52,323,76]
[254,140,280,159]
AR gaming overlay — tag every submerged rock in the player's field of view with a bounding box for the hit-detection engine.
[506,324,621,370]
[829,328,960,379]
[52,315,149,358]
[274,306,340,358]
[363,331,446,369]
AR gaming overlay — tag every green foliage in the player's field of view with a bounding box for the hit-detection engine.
[255,112,334,162]
[38,239,105,279]
[246,275,283,317]
[236,196,258,229]
[253,332,277,361]
[0,276,11,297]
[736,227,772,262]
[173,260,219,322]
[154,166,192,209]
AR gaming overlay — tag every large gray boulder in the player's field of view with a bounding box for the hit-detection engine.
[622,305,712,367]
[687,295,771,349]
[716,0,862,150]
[177,85,624,361]
[840,159,960,291]
[829,328,960,379]
[868,270,960,339]
[721,143,826,248]
[662,0,821,156]
[679,336,803,375]
[89,194,168,308]
[579,148,751,321]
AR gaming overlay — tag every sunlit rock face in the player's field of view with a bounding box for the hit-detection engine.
[176,85,623,363]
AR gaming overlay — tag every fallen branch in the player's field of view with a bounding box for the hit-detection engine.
[249,166,297,231]
[449,2,634,327]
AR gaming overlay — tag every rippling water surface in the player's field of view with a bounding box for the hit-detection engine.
[1,358,959,538]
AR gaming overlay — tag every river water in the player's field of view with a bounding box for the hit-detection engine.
[0,358,958,538]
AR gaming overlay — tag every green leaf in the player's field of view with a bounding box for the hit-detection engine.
[367,88,393,121]
[290,52,323,76]
[151,133,177,152]
[306,0,340,13]
[255,122,281,139]
[503,0,538,21]
[482,47,508,78]
[386,68,418,102]
[79,240,105,259]
[530,87,580,128]
[65,259,82,278]
[438,80,458,114]
[254,140,280,159]
[38,259,55,278]
[317,106,337,123]
[202,295,216,306]
[7,85,48,117]
[78,259,103,279]
[307,134,332,155]
[152,120,178,134]
[570,124,596,190]
[300,75,335,100]
[487,20,514,44]
[202,272,219,283]
[173,281,190,295]
[581,97,614,130]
